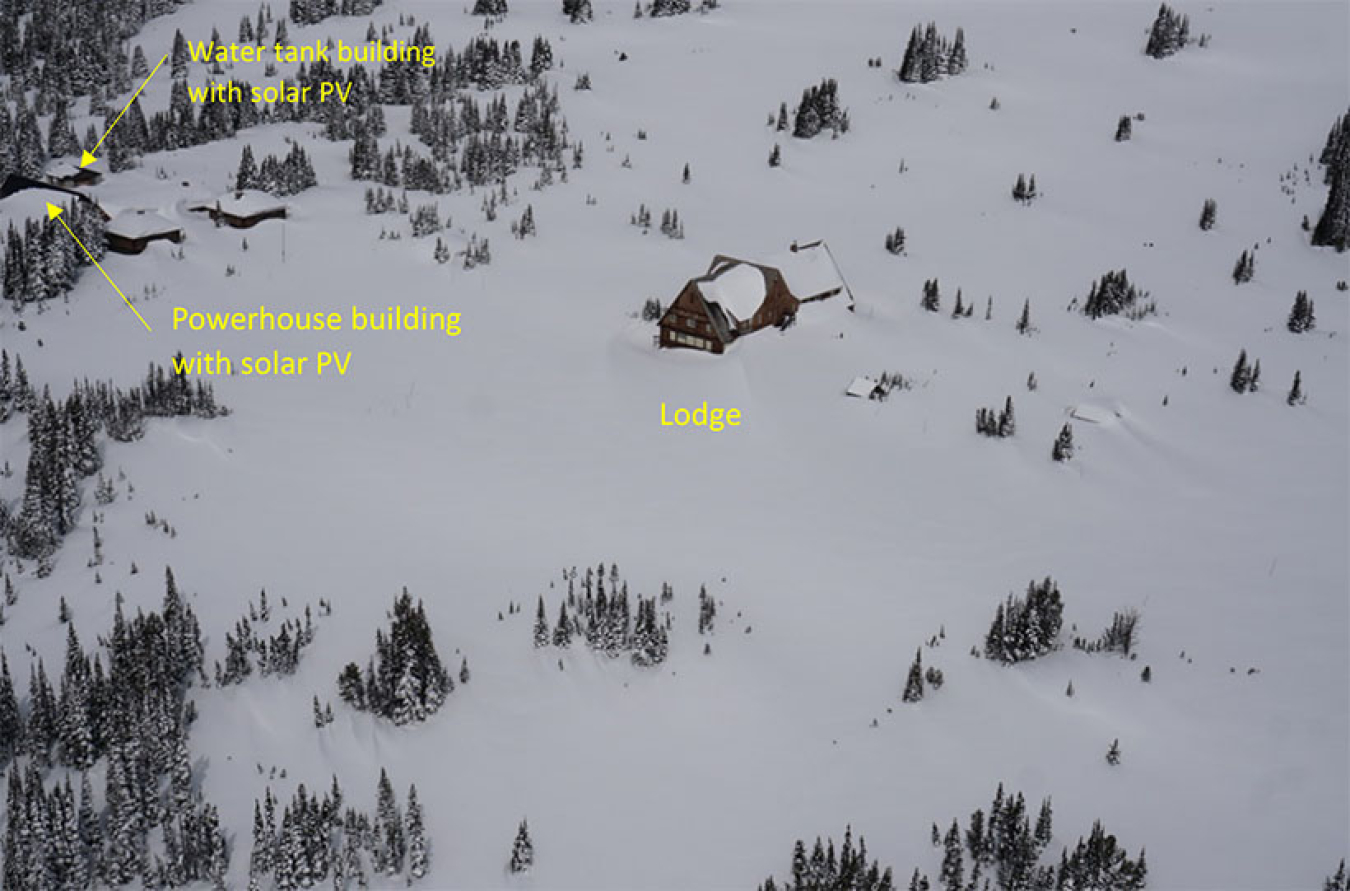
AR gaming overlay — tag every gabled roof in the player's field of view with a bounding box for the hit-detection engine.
[45,160,81,179]
[214,189,286,217]
[45,157,100,178]
[106,209,180,240]
[696,261,767,324]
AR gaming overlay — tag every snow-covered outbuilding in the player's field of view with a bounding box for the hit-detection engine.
[190,190,287,229]
[658,240,851,354]
[45,159,102,188]
[105,209,183,254]
[845,377,885,399]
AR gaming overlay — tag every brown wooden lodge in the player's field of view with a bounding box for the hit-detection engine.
[658,240,851,354]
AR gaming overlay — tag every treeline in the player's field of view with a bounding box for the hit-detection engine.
[0,351,226,560]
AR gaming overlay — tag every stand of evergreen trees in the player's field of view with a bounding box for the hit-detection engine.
[0,0,184,124]
[247,769,429,888]
[1080,269,1152,319]
[235,143,318,196]
[337,589,452,725]
[790,78,849,139]
[2,569,231,888]
[1144,3,1190,58]
[897,23,967,84]
[975,396,1015,438]
[215,596,318,686]
[289,0,383,26]
[918,784,1146,891]
[757,826,895,891]
[1312,109,1350,251]
[1011,173,1038,204]
[983,578,1063,664]
[1073,609,1140,657]
[533,564,672,667]
[1,352,225,561]
[2,199,107,308]
[563,0,593,22]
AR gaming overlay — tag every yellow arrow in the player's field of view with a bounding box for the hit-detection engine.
[47,203,153,332]
[81,53,169,168]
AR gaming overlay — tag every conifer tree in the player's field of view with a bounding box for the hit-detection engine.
[940,820,964,891]
[1325,859,1348,891]
[1199,198,1217,231]
[1287,370,1305,406]
[0,652,20,765]
[1229,349,1252,393]
[1287,291,1316,332]
[921,278,941,313]
[1052,423,1074,462]
[509,819,534,873]
[407,784,429,880]
[534,595,551,647]
[1313,110,1350,250]
[902,648,925,702]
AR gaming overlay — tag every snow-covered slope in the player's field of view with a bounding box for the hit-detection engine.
[2,2,1347,888]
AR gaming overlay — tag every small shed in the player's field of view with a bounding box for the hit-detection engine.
[192,190,287,228]
[846,377,885,399]
[105,209,183,254]
[45,159,103,189]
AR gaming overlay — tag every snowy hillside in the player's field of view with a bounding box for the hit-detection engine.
[1,1,1347,889]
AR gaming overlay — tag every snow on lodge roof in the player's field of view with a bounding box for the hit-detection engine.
[698,262,768,323]
[105,209,180,240]
[767,241,849,303]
